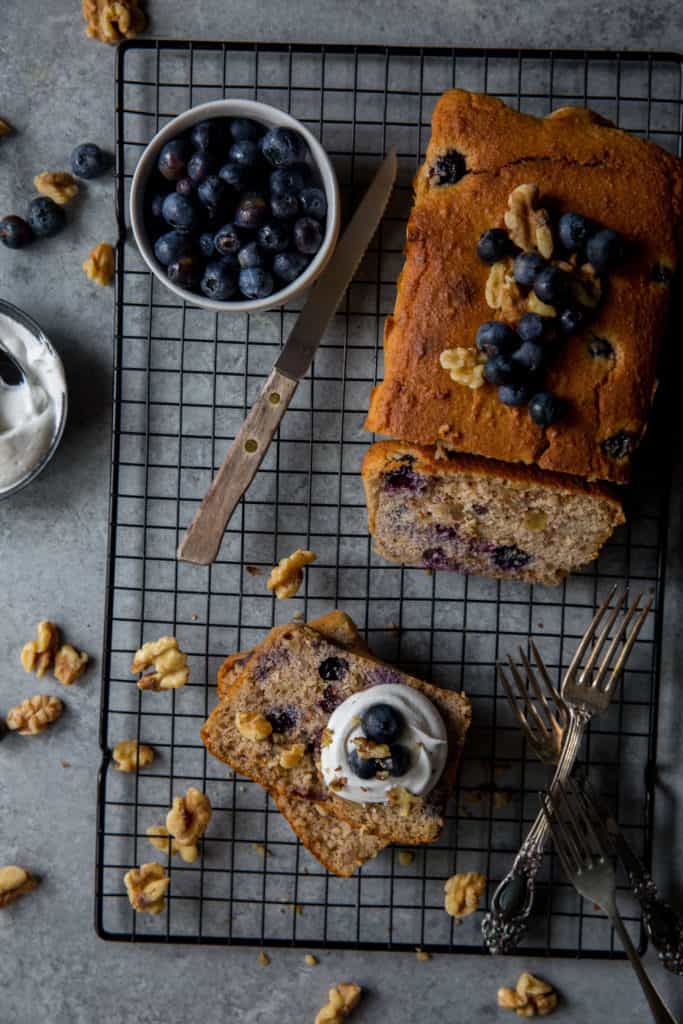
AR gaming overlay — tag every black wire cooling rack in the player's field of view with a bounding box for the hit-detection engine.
[96,41,682,954]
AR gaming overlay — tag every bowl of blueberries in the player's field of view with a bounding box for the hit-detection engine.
[130,99,340,311]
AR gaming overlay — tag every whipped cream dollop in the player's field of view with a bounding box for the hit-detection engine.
[320,683,448,804]
[0,310,66,496]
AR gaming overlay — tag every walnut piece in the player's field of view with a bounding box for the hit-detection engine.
[315,983,362,1024]
[526,292,557,318]
[82,0,146,44]
[320,727,333,748]
[34,171,79,205]
[572,262,602,308]
[0,119,13,137]
[267,549,316,599]
[7,694,63,735]
[113,739,155,772]
[387,786,421,818]
[484,257,527,320]
[166,787,212,857]
[21,620,59,678]
[0,866,38,908]
[146,825,198,863]
[444,871,487,917]
[439,346,486,389]
[280,742,306,769]
[352,736,391,760]
[498,973,558,1017]
[398,850,415,867]
[54,644,89,685]
[236,710,273,741]
[132,636,189,691]
[83,242,115,286]
[504,183,554,258]
[123,862,169,915]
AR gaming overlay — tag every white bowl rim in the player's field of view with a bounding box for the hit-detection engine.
[129,98,341,313]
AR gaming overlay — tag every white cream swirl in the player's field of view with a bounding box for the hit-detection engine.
[320,683,448,804]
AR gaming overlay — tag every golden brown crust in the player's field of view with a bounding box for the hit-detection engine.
[365,89,683,482]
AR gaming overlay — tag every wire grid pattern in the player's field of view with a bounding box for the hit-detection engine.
[97,42,681,953]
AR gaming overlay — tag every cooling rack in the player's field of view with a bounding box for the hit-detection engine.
[96,41,682,954]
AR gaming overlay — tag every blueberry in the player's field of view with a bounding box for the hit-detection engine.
[161,192,197,232]
[380,743,411,777]
[214,223,242,257]
[257,220,290,253]
[229,139,259,167]
[513,251,547,288]
[150,193,166,219]
[272,250,309,283]
[528,391,563,426]
[270,164,312,196]
[429,149,467,185]
[512,341,545,376]
[230,117,264,142]
[271,192,300,220]
[559,308,587,335]
[260,127,307,167]
[499,382,531,406]
[517,313,548,344]
[197,175,226,212]
[348,748,379,780]
[492,544,531,571]
[533,266,569,306]
[27,196,65,238]
[382,465,426,493]
[157,139,189,181]
[586,228,625,273]
[588,335,614,358]
[299,186,327,221]
[175,176,194,197]
[238,241,264,269]
[167,254,199,290]
[218,162,248,193]
[153,230,191,266]
[601,430,637,460]
[199,232,216,257]
[190,119,222,151]
[475,321,517,358]
[71,142,109,179]
[476,228,511,264]
[187,150,216,185]
[483,353,517,386]
[318,683,343,713]
[293,216,323,255]
[0,215,33,249]
[234,192,269,230]
[558,212,592,252]
[361,703,404,744]
[318,656,349,682]
[200,260,237,301]
[238,267,274,300]
[422,547,451,569]
[265,705,299,732]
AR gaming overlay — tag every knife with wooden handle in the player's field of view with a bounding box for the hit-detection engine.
[177,149,397,565]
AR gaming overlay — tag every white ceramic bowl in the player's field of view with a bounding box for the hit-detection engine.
[129,99,340,312]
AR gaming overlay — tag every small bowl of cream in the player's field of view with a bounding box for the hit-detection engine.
[0,299,67,499]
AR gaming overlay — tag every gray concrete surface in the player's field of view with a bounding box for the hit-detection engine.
[1,2,683,1022]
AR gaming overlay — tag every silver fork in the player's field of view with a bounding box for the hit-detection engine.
[482,585,653,954]
[543,780,678,1024]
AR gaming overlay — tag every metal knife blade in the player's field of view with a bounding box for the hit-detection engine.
[177,150,397,565]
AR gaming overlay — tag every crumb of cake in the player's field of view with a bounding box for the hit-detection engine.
[384,621,401,633]
[444,871,486,917]
[0,866,38,908]
[251,842,270,859]
[258,951,270,967]
[329,776,348,792]
[320,727,333,748]
[387,786,421,817]
[166,787,212,855]
[288,902,304,915]
[21,620,59,678]
[315,983,362,1024]
[7,694,63,735]
[34,171,79,205]
[132,636,189,691]
[123,862,169,915]
[439,346,486,389]
[246,564,263,576]
[398,850,415,867]
[82,0,146,43]
[83,242,115,286]
[504,183,554,259]
[351,736,390,760]
[54,644,89,685]
[60,760,71,768]
[415,947,431,961]
[236,710,273,741]
[494,762,512,778]
[462,789,483,806]
[0,119,13,137]
[305,954,319,966]
[494,790,512,810]
[113,739,155,772]
[267,549,317,599]
[280,742,306,769]
[498,973,558,1017]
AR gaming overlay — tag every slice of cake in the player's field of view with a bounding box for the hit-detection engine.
[363,441,624,585]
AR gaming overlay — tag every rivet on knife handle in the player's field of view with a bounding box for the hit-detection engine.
[176,367,298,565]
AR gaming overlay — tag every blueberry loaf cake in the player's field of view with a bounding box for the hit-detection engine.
[363,442,624,585]
[202,620,471,847]
[365,89,683,483]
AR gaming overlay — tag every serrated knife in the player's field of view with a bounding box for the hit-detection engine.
[177,149,397,564]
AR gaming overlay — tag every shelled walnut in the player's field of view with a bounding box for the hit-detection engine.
[444,871,486,917]
[6,695,63,735]
[314,983,362,1024]
[504,183,554,258]
[132,636,189,691]
[165,788,212,861]
[387,786,421,818]
[123,862,169,915]
[113,739,155,772]
[82,0,147,44]
[439,346,486,389]
[83,242,115,286]
[21,621,59,678]
[54,644,89,685]
[146,825,198,863]
[0,866,38,908]
[498,973,558,1017]
[236,710,273,741]
[34,171,79,205]
[0,119,13,137]
[267,549,316,599]
[279,742,306,769]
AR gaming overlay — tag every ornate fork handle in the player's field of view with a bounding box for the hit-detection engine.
[482,710,588,954]
[617,838,683,974]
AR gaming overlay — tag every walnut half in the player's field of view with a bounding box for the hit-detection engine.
[236,710,273,741]
[7,695,63,735]
[439,346,486,389]
[83,242,115,286]
[123,861,169,915]
[113,739,155,772]
[504,183,554,259]
[34,171,79,205]
[498,973,558,1017]
[315,983,362,1024]
[0,866,38,908]
[54,644,89,685]
[166,787,212,858]
[82,0,147,44]
[21,620,60,678]
[132,636,189,691]
[444,871,487,917]
[267,549,316,599]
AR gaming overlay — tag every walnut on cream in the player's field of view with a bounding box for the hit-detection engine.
[267,549,317,599]
[132,636,189,691]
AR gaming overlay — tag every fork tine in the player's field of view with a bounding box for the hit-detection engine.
[529,639,568,720]
[592,591,645,691]
[508,652,551,740]
[497,661,533,739]
[553,780,592,867]
[541,788,581,876]
[578,592,628,686]
[562,584,622,690]
[602,591,654,695]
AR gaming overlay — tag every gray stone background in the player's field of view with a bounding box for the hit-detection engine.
[1,2,683,1022]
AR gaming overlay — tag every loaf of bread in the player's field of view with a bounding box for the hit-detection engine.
[365,89,683,483]
[363,441,624,585]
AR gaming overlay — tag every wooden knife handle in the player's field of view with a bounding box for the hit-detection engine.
[176,367,299,565]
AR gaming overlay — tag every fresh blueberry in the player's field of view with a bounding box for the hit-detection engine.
[234,192,269,230]
[475,321,517,358]
[197,175,226,212]
[512,341,545,376]
[382,465,426,493]
[498,382,531,406]
[218,162,249,192]
[0,215,33,249]
[265,704,299,732]
[150,192,166,219]
[71,142,109,179]
[167,254,199,290]
[257,220,290,253]
[559,308,587,335]
[492,544,531,571]
[588,335,614,358]
[513,251,547,288]
[381,744,411,777]
[271,191,299,220]
[229,139,259,167]
[483,353,517,386]
[476,228,511,264]
[558,212,592,252]
[361,703,404,744]
[293,216,322,255]
[190,119,222,151]
[214,223,242,257]
[348,748,379,780]
[429,149,466,185]
[238,266,274,300]
[601,430,637,460]
[187,150,216,185]
[318,656,349,682]
[154,230,191,266]
[199,232,216,258]
[230,117,264,142]
[533,266,569,306]
[238,240,264,269]
[272,250,309,283]
[299,186,327,221]
[260,127,307,167]
[517,313,548,344]
[175,176,194,197]
[27,196,65,238]
[586,228,625,273]
[200,260,237,301]
[161,192,197,232]
[270,163,312,196]
[528,391,563,426]
[157,139,189,181]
